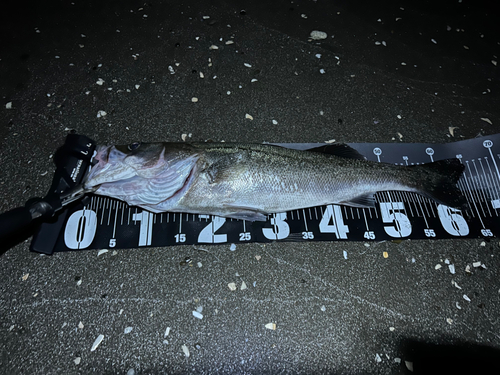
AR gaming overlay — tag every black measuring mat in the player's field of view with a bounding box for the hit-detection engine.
[31,135,500,253]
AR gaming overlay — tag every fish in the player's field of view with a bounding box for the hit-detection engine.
[83,142,466,221]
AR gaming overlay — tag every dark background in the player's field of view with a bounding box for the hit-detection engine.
[1,1,499,374]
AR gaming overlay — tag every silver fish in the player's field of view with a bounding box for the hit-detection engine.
[83,142,466,221]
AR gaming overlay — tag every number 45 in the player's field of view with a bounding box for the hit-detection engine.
[363,231,375,240]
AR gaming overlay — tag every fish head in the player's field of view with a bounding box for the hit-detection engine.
[83,142,199,207]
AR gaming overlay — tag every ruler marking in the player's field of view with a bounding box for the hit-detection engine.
[314,207,319,220]
[179,213,183,233]
[483,157,500,215]
[362,210,370,231]
[487,157,500,195]
[458,170,476,218]
[416,195,429,228]
[484,157,500,199]
[475,159,492,216]
[468,162,486,217]
[112,201,118,238]
[302,209,309,232]
[99,198,105,225]
[107,199,112,226]
[403,191,415,217]
[486,145,500,182]
[464,162,485,227]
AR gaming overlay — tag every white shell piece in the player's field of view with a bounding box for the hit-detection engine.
[90,334,104,351]
[310,30,327,40]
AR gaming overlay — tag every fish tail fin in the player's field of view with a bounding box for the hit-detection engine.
[412,159,467,210]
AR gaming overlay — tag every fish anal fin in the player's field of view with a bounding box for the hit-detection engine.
[340,193,376,208]
[307,144,366,160]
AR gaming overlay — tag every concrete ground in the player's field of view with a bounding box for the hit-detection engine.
[1,0,499,373]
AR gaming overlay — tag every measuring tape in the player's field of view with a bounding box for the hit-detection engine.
[30,134,500,254]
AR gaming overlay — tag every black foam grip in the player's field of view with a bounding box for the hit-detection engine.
[0,207,33,240]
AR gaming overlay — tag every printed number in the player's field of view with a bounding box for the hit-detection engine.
[319,205,349,239]
[379,202,412,238]
[64,209,97,249]
[483,140,493,148]
[133,211,154,246]
[363,231,375,240]
[437,205,469,236]
[175,233,186,243]
[262,213,290,240]
[239,232,251,241]
[424,229,436,237]
[198,215,227,243]
[302,231,314,240]
[109,238,116,247]
[481,229,493,237]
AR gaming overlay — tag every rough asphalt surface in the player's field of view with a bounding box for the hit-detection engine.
[1,0,499,374]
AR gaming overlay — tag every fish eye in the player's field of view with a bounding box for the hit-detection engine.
[127,142,141,151]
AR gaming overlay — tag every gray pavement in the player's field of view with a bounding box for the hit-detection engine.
[1,0,499,374]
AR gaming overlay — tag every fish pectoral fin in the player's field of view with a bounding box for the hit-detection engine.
[221,204,268,222]
[340,193,376,208]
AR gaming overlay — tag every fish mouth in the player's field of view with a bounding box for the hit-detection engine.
[82,145,117,190]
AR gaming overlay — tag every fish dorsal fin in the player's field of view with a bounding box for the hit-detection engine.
[307,144,366,160]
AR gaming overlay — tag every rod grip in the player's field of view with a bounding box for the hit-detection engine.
[0,207,33,240]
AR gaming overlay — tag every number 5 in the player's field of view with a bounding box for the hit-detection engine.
[379,202,412,238]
